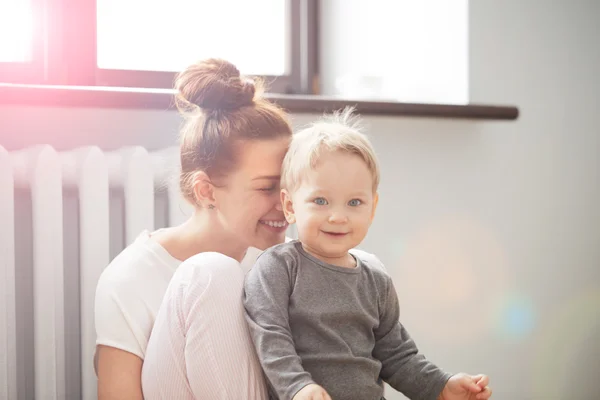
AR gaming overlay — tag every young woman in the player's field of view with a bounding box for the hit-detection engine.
[95,58,294,399]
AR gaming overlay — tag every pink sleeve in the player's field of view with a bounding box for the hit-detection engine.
[142,252,269,400]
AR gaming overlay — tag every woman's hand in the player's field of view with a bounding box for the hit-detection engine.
[293,384,332,400]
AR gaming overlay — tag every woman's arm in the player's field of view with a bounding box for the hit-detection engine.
[96,345,143,400]
[94,266,148,400]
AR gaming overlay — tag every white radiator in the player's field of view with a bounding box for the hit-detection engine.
[0,144,192,400]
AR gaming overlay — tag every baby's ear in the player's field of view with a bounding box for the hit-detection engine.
[371,192,379,221]
[281,189,296,224]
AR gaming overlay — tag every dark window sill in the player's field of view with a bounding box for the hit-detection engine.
[0,84,519,120]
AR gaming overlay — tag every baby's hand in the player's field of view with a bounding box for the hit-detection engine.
[292,384,332,400]
[438,373,492,400]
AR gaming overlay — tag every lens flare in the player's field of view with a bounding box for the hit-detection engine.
[493,293,536,341]
[390,214,510,343]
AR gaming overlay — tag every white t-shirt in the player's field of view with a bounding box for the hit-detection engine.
[95,231,269,359]
[94,231,384,361]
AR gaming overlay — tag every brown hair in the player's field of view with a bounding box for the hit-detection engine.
[174,58,292,205]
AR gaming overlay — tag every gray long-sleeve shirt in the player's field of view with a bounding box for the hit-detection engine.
[243,241,451,400]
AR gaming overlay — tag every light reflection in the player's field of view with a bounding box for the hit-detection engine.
[0,0,33,62]
[493,293,536,341]
[391,215,510,343]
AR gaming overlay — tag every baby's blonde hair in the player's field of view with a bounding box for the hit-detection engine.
[281,107,380,192]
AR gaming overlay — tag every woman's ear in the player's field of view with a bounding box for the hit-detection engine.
[281,189,296,224]
[191,171,216,209]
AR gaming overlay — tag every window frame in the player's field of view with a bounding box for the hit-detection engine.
[0,0,319,95]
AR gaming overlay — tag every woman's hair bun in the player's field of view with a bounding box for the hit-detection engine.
[175,58,257,111]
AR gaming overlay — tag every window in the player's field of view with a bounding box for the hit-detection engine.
[0,0,469,104]
[0,0,44,84]
[97,0,287,76]
[320,0,468,104]
[0,0,314,94]
[0,0,33,62]
[95,0,300,91]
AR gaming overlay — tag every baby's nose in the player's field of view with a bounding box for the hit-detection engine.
[328,212,348,223]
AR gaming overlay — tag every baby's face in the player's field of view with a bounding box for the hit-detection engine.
[284,150,377,264]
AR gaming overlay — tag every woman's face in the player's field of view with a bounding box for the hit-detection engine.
[213,136,291,251]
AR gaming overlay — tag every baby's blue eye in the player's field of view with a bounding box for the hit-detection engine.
[314,197,328,205]
[348,199,362,206]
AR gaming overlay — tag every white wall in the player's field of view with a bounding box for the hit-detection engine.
[0,1,598,399]
[462,1,600,398]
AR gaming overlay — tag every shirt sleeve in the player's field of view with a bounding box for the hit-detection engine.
[373,276,452,400]
[142,252,270,400]
[243,249,315,400]
[94,273,147,360]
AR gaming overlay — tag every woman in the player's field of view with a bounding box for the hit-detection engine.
[95,58,295,399]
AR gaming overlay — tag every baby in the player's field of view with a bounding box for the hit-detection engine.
[244,108,491,400]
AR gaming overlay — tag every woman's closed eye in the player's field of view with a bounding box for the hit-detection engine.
[257,185,277,192]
